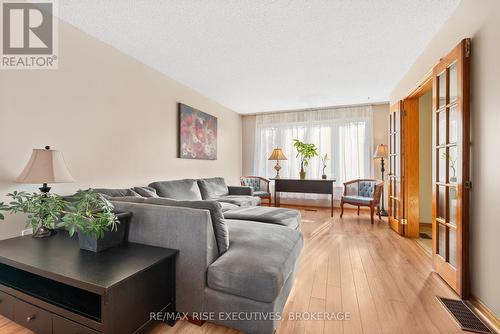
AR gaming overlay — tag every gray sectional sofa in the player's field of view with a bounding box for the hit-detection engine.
[95,177,303,334]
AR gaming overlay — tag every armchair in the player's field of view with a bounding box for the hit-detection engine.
[240,176,271,206]
[340,179,383,224]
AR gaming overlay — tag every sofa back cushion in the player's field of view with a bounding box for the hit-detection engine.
[133,186,159,198]
[144,197,229,255]
[148,179,203,200]
[197,177,229,199]
[93,188,141,198]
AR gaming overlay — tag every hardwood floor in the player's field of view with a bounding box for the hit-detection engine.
[0,207,465,334]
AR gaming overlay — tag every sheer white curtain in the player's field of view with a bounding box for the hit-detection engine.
[254,105,374,202]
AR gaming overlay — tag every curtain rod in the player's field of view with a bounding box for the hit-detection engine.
[242,101,388,116]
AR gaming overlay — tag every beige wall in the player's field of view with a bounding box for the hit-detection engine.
[241,103,389,206]
[0,20,242,239]
[242,114,256,176]
[419,91,433,224]
[390,0,500,315]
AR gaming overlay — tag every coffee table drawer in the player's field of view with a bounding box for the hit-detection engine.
[0,291,14,319]
[53,314,99,334]
[13,298,52,334]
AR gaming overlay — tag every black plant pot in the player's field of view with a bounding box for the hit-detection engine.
[77,212,131,252]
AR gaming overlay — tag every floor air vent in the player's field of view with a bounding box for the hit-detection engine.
[437,297,492,333]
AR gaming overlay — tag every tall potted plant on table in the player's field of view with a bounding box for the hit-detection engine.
[293,139,318,180]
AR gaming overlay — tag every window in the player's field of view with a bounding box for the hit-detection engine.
[254,106,374,200]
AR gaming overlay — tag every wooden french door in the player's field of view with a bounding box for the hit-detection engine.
[388,101,404,235]
[432,39,470,298]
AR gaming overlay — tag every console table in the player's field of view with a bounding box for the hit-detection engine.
[0,231,178,334]
[271,178,336,217]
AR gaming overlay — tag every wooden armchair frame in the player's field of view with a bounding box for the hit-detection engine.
[340,178,383,224]
[240,176,271,206]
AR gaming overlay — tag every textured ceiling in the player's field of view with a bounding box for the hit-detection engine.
[58,1,459,114]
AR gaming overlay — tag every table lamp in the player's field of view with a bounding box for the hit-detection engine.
[16,146,74,194]
[268,148,287,178]
[373,144,388,216]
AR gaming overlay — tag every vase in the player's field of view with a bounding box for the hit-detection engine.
[77,212,131,252]
[299,170,306,180]
[322,174,327,180]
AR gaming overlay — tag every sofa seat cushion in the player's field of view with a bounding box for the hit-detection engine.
[220,202,239,212]
[253,191,270,198]
[207,220,303,303]
[342,195,372,204]
[224,206,301,230]
[149,179,203,200]
[198,177,229,199]
[216,195,260,207]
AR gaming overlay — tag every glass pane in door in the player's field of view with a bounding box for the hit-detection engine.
[438,111,447,145]
[438,148,447,183]
[449,187,457,227]
[438,71,447,107]
[438,224,446,257]
[449,63,458,103]
[449,227,457,267]
[449,106,458,143]
[449,146,458,183]
[438,186,446,219]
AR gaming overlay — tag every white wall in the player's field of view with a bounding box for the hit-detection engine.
[390,0,500,315]
[0,20,242,239]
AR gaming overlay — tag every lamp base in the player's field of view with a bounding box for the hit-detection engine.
[33,226,57,238]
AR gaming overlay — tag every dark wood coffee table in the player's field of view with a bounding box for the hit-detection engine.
[0,231,178,334]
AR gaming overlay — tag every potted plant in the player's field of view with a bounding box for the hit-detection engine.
[0,191,67,237]
[320,153,330,179]
[0,189,125,252]
[58,189,124,252]
[293,139,318,180]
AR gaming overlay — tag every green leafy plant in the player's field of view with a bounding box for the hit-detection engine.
[293,139,319,176]
[0,191,67,231]
[0,189,118,239]
[59,189,118,239]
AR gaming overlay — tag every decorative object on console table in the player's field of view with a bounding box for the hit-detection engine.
[373,144,388,217]
[320,153,330,179]
[0,232,178,333]
[292,139,318,180]
[178,103,217,160]
[271,178,336,217]
[268,148,287,178]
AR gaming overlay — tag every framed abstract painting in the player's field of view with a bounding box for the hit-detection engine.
[178,103,218,160]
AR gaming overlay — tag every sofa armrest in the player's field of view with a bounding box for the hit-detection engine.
[111,201,218,315]
[228,186,253,196]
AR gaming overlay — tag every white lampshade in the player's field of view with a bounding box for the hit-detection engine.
[373,144,388,159]
[16,147,74,184]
